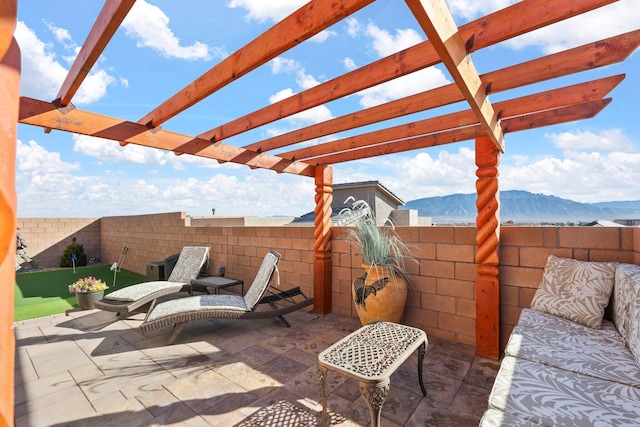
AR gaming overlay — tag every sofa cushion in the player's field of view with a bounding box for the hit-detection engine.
[106,281,185,302]
[506,308,640,387]
[530,255,617,329]
[628,279,640,367]
[479,408,544,427]
[614,263,640,367]
[613,264,639,339]
[488,356,640,426]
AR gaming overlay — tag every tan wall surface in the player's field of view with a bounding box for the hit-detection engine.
[17,213,640,351]
[99,212,317,301]
[16,218,100,268]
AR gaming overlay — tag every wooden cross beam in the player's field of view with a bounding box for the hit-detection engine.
[405,0,504,151]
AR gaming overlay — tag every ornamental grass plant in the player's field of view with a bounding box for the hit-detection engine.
[344,198,415,281]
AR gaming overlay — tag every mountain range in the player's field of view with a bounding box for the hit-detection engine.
[403,190,640,224]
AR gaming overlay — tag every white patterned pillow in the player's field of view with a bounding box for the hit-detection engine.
[530,256,618,329]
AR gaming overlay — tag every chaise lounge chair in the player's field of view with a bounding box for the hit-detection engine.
[139,250,314,344]
[94,246,210,317]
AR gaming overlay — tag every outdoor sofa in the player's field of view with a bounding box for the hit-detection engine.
[481,256,640,426]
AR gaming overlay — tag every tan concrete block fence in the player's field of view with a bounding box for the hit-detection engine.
[17,212,640,350]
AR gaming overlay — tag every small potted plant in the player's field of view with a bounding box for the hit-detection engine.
[344,198,415,325]
[69,276,109,310]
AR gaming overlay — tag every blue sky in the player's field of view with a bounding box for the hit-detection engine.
[15,0,640,218]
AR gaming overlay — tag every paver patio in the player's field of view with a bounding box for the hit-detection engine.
[14,307,500,426]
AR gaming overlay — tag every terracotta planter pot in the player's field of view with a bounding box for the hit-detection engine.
[353,264,408,325]
[75,290,104,310]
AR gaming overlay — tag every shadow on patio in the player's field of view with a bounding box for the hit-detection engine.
[14,307,499,426]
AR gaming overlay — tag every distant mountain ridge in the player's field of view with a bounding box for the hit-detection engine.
[403,190,640,224]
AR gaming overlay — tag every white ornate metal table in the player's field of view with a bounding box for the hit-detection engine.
[317,321,427,427]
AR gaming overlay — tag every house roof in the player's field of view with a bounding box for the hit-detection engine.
[333,181,404,206]
[582,219,626,227]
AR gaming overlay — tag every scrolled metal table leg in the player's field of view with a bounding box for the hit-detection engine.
[358,377,390,427]
[317,365,328,426]
[418,340,427,396]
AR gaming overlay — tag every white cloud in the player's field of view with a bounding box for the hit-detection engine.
[228,0,306,23]
[122,0,218,60]
[17,139,81,174]
[357,68,450,108]
[271,57,298,74]
[365,23,423,57]
[269,88,295,104]
[500,148,640,203]
[268,88,332,127]
[447,0,516,21]
[16,139,316,217]
[343,57,357,71]
[334,126,640,205]
[16,139,89,216]
[346,17,362,38]
[71,134,225,170]
[354,23,449,108]
[15,21,67,100]
[505,1,640,54]
[227,0,334,42]
[388,148,477,196]
[334,147,478,200]
[309,30,337,44]
[44,21,72,46]
[73,134,170,166]
[78,69,116,104]
[14,21,116,104]
[546,129,636,153]
[269,58,333,126]
[271,56,320,89]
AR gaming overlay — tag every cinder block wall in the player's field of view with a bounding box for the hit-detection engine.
[99,212,317,301]
[15,218,100,268]
[331,226,479,345]
[333,225,637,347]
[17,213,639,351]
[499,226,636,347]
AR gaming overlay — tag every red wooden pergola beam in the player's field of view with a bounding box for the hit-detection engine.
[247,30,640,154]
[54,0,136,107]
[139,0,375,129]
[405,0,504,151]
[282,75,624,161]
[18,97,315,177]
[310,99,611,165]
[206,0,616,147]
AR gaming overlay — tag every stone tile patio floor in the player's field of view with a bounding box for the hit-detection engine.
[14,307,501,426]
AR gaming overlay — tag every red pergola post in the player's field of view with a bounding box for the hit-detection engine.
[0,16,20,425]
[475,136,501,360]
[313,165,333,315]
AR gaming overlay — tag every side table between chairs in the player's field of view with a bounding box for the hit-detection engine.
[317,321,427,427]
[190,276,244,295]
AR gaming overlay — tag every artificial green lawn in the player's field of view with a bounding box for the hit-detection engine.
[14,265,145,321]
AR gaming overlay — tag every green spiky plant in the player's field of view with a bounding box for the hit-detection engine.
[344,198,414,282]
[343,198,415,323]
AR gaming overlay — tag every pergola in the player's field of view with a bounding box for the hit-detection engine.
[1,1,639,419]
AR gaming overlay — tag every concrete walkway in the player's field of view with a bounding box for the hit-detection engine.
[14,307,500,426]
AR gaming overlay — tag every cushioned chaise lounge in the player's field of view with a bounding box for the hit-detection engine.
[139,250,314,344]
[94,246,210,317]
